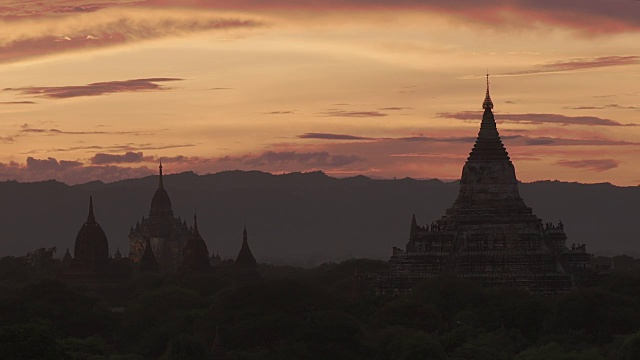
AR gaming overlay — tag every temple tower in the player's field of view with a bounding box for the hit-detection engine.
[179,214,211,274]
[128,163,191,273]
[443,75,540,228]
[388,77,591,295]
[234,226,259,281]
[73,196,109,270]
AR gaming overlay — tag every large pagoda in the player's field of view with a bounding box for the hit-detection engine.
[128,163,192,273]
[387,77,591,295]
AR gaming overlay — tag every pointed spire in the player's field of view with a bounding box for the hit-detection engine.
[87,196,96,222]
[193,212,200,235]
[236,225,256,266]
[63,247,73,263]
[180,211,210,274]
[243,223,248,243]
[140,238,159,272]
[465,75,510,163]
[483,72,493,110]
[158,161,164,189]
[410,214,418,237]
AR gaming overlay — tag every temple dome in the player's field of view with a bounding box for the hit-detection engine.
[74,196,109,266]
[149,162,173,217]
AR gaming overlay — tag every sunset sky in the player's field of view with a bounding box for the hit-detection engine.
[0,0,639,185]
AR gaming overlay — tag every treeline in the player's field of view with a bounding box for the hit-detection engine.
[1,251,640,359]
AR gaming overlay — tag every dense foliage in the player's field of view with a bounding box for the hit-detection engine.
[1,251,640,359]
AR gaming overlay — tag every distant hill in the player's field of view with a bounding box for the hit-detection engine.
[0,171,638,266]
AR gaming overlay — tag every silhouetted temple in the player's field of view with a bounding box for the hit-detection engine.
[179,214,211,274]
[128,163,193,273]
[234,226,259,280]
[73,196,109,270]
[385,78,591,295]
[62,197,115,281]
[62,248,73,264]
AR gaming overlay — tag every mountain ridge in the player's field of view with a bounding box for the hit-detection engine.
[1,170,637,266]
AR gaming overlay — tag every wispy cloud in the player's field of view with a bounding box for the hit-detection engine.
[143,0,640,34]
[317,110,388,118]
[5,0,640,39]
[5,78,183,99]
[379,107,413,111]
[502,56,640,76]
[20,127,155,136]
[296,131,638,147]
[564,104,640,110]
[0,123,163,145]
[507,136,638,146]
[556,159,619,172]
[0,1,142,18]
[261,110,297,115]
[0,101,36,105]
[439,111,637,127]
[24,143,196,154]
[220,151,364,168]
[298,133,376,141]
[398,136,475,143]
[0,7,263,63]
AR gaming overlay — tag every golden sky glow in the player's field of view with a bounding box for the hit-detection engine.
[0,1,639,185]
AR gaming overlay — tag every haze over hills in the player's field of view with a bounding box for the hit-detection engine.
[0,170,637,266]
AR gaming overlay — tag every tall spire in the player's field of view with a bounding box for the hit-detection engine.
[180,210,211,274]
[465,75,510,163]
[87,196,95,223]
[482,72,493,110]
[243,223,247,241]
[149,161,173,217]
[158,161,164,189]
[410,214,418,238]
[236,225,256,266]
